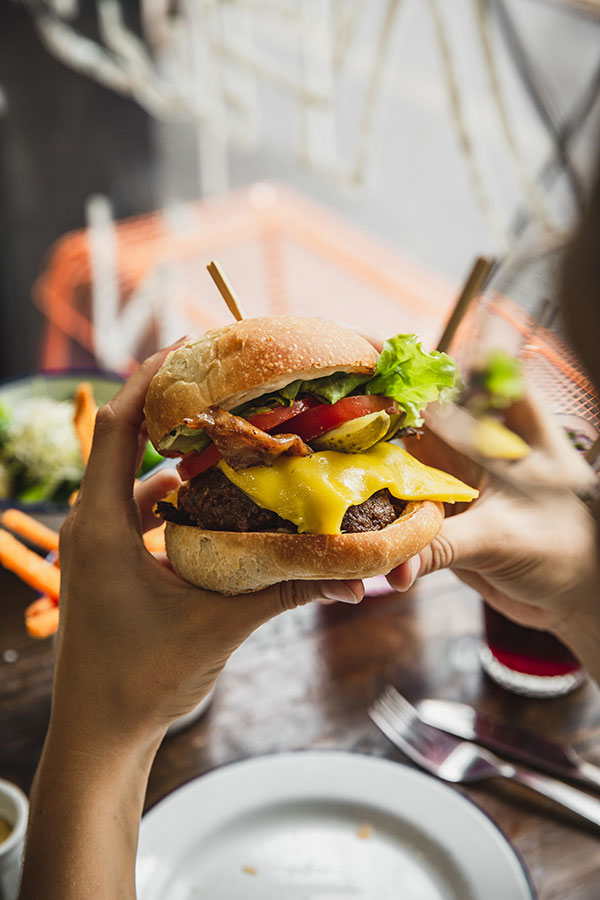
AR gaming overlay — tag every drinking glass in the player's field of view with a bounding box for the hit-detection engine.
[480,605,585,698]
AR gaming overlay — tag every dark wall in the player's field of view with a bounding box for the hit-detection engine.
[0,1,157,379]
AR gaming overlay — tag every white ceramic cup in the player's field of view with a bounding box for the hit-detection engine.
[0,779,29,900]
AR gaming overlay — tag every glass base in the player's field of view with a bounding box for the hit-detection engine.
[479,645,586,698]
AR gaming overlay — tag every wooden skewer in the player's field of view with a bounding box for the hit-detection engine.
[436,256,495,353]
[206,260,245,321]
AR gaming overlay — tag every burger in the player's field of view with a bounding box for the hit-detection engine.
[144,316,478,593]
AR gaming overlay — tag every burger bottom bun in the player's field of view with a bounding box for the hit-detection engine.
[164,500,444,594]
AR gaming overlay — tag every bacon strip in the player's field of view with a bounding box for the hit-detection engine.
[183,406,312,470]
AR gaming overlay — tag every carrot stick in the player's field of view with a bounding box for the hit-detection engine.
[73,382,96,465]
[26,595,58,617]
[1,509,60,553]
[26,606,59,639]
[0,529,60,599]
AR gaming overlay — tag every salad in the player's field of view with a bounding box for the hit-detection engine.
[0,396,84,504]
[0,389,162,506]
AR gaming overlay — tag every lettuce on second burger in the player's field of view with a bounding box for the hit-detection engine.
[144,317,478,593]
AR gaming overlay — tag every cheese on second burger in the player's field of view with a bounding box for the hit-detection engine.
[218,442,478,535]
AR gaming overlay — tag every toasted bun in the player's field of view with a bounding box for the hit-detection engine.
[145,316,379,448]
[164,501,443,594]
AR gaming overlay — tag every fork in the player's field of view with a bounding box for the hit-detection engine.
[369,686,600,829]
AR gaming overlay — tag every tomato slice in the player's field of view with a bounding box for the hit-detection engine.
[177,395,399,480]
[176,397,321,480]
[272,395,399,442]
[178,443,222,480]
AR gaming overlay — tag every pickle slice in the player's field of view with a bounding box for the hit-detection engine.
[382,413,403,441]
[312,410,391,452]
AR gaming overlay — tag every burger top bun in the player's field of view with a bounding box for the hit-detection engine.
[145,316,379,448]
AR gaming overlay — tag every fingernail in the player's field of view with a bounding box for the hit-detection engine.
[319,581,362,604]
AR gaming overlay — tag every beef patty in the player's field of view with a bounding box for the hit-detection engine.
[156,468,407,534]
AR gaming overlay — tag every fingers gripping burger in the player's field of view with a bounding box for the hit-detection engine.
[144,317,478,593]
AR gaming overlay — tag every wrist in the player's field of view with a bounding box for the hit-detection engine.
[46,695,166,765]
[50,653,169,757]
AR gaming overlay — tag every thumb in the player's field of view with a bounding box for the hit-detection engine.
[227,578,364,633]
[386,510,489,591]
[418,512,489,577]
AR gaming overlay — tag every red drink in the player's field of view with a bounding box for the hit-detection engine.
[484,605,580,676]
[481,604,584,697]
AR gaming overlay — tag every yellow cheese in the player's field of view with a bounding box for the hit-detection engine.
[153,485,180,519]
[219,443,479,535]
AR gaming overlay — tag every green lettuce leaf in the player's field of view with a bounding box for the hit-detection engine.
[300,372,370,404]
[279,380,303,403]
[365,334,459,428]
[234,396,288,420]
[235,373,369,414]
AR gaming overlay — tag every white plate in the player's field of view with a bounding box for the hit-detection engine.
[137,751,534,900]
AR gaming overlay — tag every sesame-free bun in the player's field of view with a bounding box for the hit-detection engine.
[164,500,443,594]
[145,316,379,448]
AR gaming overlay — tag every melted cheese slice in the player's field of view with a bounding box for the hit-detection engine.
[219,443,479,535]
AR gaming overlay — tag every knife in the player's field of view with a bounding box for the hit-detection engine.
[416,698,600,792]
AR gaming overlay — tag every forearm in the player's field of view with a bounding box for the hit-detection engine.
[19,724,162,900]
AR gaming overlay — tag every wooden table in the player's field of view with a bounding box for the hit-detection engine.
[2,564,600,899]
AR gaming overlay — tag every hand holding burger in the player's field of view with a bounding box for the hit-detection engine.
[145,316,478,593]
[387,393,600,671]
[19,341,365,900]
